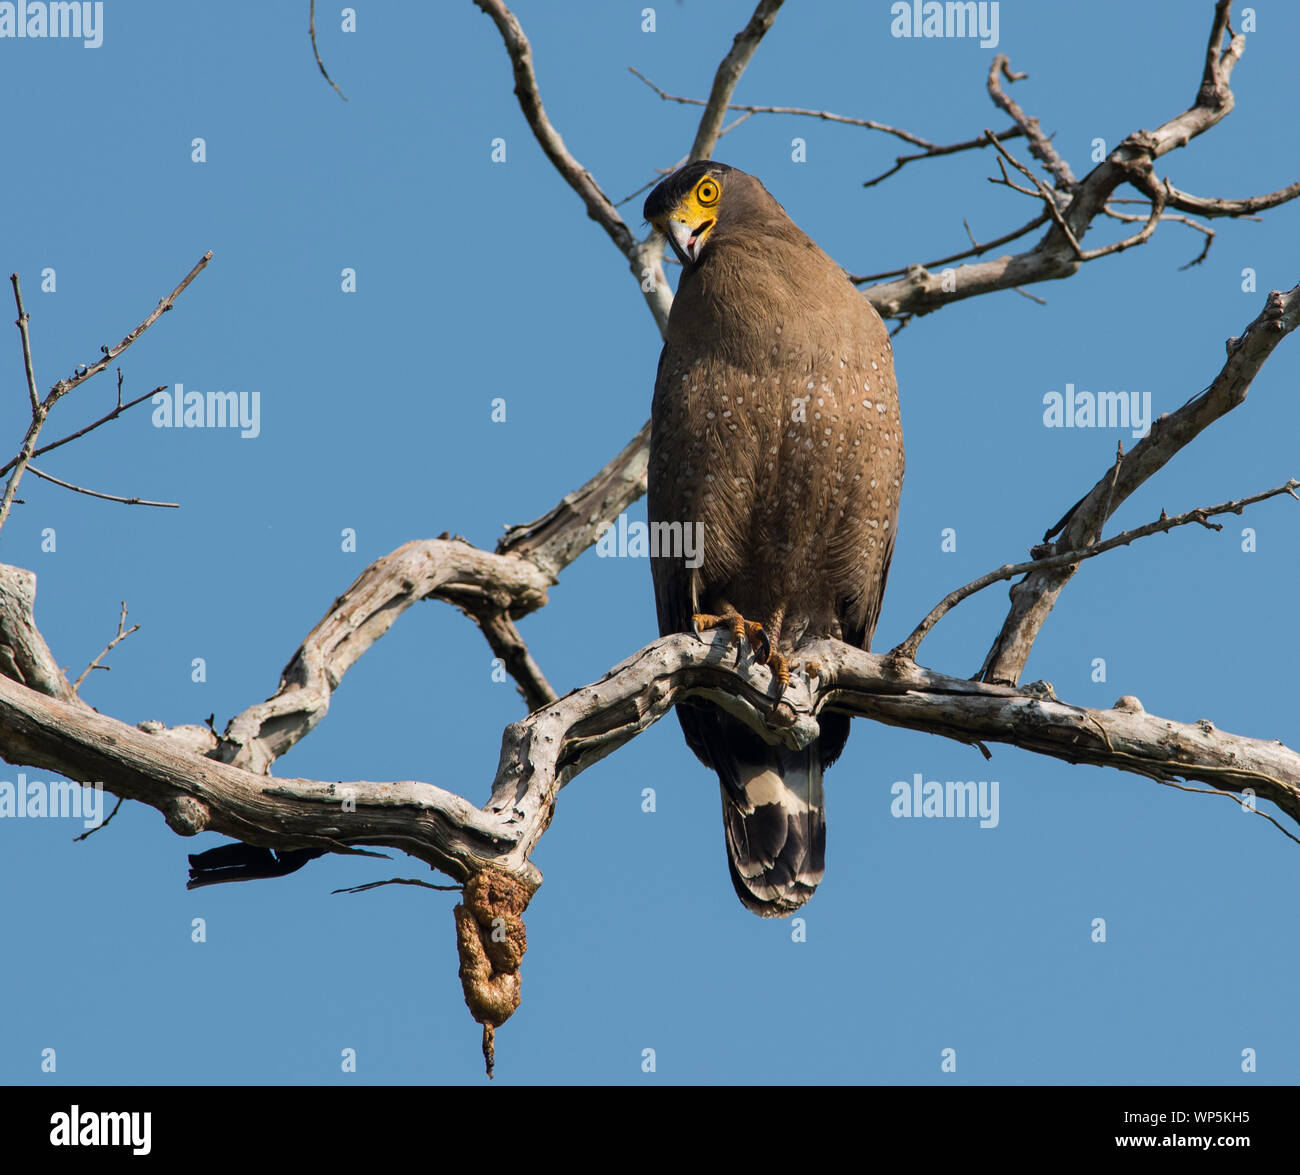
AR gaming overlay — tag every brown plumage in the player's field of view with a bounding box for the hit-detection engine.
[644,161,904,917]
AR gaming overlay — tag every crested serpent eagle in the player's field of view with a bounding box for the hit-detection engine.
[645,161,904,917]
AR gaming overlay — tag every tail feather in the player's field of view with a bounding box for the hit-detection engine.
[720,743,825,917]
[676,701,842,917]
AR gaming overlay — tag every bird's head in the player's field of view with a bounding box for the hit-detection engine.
[644,161,741,267]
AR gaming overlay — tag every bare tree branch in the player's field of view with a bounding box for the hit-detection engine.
[47,251,212,402]
[628,64,1028,185]
[984,131,1086,256]
[863,127,1028,189]
[0,253,210,535]
[631,65,925,139]
[473,0,671,332]
[858,3,1296,324]
[850,211,1049,283]
[215,538,552,775]
[0,663,525,885]
[978,283,1300,684]
[986,55,1076,189]
[5,629,1300,898]
[1158,178,1300,218]
[72,601,140,694]
[497,419,649,579]
[895,480,1299,661]
[0,564,80,704]
[457,603,557,712]
[476,1,1296,581]
[686,0,785,163]
[0,381,167,479]
[1101,202,1215,269]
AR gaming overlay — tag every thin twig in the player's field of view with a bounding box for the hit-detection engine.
[894,479,1300,661]
[988,155,1042,200]
[72,795,124,842]
[1153,779,1300,848]
[26,464,179,510]
[632,65,931,141]
[632,64,950,151]
[309,0,348,101]
[629,66,1030,190]
[0,278,48,533]
[333,877,462,895]
[1,387,44,532]
[0,384,166,479]
[48,251,212,405]
[73,602,141,693]
[11,274,39,414]
[851,211,1049,283]
[1102,200,1215,269]
[862,127,1027,189]
[980,280,1300,685]
[0,255,206,535]
[984,131,1084,256]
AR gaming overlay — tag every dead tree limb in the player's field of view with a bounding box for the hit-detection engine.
[495,1,1299,538]
[895,479,1299,662]
[473,0,672,331]
[1,255,210,534]
[978,282,1300,685]
[857,4,1297,322]
[4,627,1299,897]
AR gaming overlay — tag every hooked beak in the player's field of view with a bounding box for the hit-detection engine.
[660,217,715,266]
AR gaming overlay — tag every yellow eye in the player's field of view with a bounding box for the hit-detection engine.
[695,178,720,206]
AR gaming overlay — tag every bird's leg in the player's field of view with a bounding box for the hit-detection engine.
[762,607,790,689]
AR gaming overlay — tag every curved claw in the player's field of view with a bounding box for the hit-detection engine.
[691,611,789,691]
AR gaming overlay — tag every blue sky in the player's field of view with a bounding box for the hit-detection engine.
[1,0,1298,1085]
